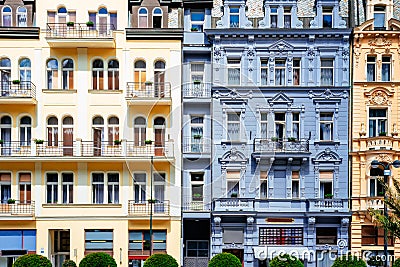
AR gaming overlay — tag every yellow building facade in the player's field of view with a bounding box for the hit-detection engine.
[351,0,400,260]
[0,0,182,266]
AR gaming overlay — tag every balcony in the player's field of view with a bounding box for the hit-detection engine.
[46,23,115,48]
[126,82,171,105]
[0,81,36,104]
[366,136,394,150]
[213,198,254,212]
[182,136,211,156]
[128,200,170,216]
[308,199,348,212]
[252,138,310,160]
[182,196,211,212]
[0,140,174,159]
[354,196,385,211]
[183,82,211,99]
[0,200,35,217]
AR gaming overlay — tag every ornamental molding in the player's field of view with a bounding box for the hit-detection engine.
[375,153,392,163]
[308,89,348,100]
[368,36,392,47]
[312,148,342,163]
[268,39,294,52]
[267,92,293,105]
[364,88,393,106]
[220,148,248,164]
[213,89,253,99]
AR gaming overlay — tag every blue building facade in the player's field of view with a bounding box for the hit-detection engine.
[182,0,351,266]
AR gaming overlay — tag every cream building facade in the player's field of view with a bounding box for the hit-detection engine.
[0,0,182,266]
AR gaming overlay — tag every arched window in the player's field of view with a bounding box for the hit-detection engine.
[154,61,165,97]
[152,8,162,28]
[47,116,59,146]
[57,7,68,24]
[17,6,27,27]
[19,58,31,83]
[134,60,146,86]
[138,8,148,28]
[0,58,11,95]
[93,116,104,125]
[154,117,165,155]
[62,59,73,90]
[108,116,119,145]
[2,6,12,27]
[92,59,104,90]
[108,60,119,90]
[134,117,146,146]
[98,8,108,34]
[20,116,31,146]
[62,116,73,156]
[47,59,58,89]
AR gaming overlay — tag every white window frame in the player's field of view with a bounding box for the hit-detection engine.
[107,172,119,204]
[260,113,268,139]
[381,55,391,82]
[319,112,334,141]
[293,58,301,85]
[16,6,27,27]
[190,62,205,83]
[291,171,300,199]
[62,172,73,204]
[320,58,334,86]
[292,113,300,140]
[274,59,286,86]
[368,108,387,137]
[190,172,204,201]
[92,172,105,204]
[107,116,119,145]
[284,7,291,28]
[47,116,59,146]
[138,7,148,28]
[152,8,163,28]
[319,171,333,199]
[2,6,12,27]
[19,116,31,146]
[190,10,205,32]
[229,6,240,28]
[270,7,278,28]
[366,56,376,82]
[227,112,242,141]
[61,58,74,90]
[134,173,147,203]
[46,172,59,204]
[227,59,241,86]
[260,59,268,85]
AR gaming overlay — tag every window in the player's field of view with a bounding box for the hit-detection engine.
[284,7,291,28]
[62,173,73,204]
[190,63,205,83]
[57,7,67,24]
[227,112,241,141]
[0,173,11,203]
[0,116,11,155]
[20,116,31,146]
[0,58,11,93]
[17,7,27,27]
[47,116,58,146]
[261,59,268,85]
[107,60,119,90]
[367,56,376,82]
[374,6,386,29]
[134,60,146,87]
[274,113,286,140]
[62,59,73,90]
[154,61,165,97]
[92,173,104,204]
[275,59,286,85]
[369,109,387,137]
[293,59,301,85]
[19,173,31,203]
[134,173,146,203]
[191,10,205,32]
[129,230,167,254]
[322,7,333,28]
[92,59,104,90]
[98,8,108,34]
[227,59,241,85]
[270,7,277,28]
[107,116,119,145]
[229,6,239,28]
[190,116,204,152]
[62,116,73,156]
[316,228,337,245]
[186,241,209,257]
[260,113,268,139]
[320,59,334,86]
[46,173,58,203]
[152,8,162,28]
[19,58,31,83]
[226,171,240,197]
[47,59,58,89]
[2,6,12,27]
[191,173,204,201]
[138,8,148,28]
[85,230,113,252]
[260,171,268,199]
[0,230,36,251]
[369,176,384,197]
[362,226,393,246]
[107,173,119,204]
[292,113,300,140]
[319,112,333,141]
[381,56,391,81]
[153,173,165,204]
[88,12,96,28]
[292,171,300,198]
[259,228,303,245]
[110,12,117,30]
[319,171,333,198]
[134,117,146,146]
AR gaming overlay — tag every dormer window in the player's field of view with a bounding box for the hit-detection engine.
[138,8,148,28]
[322,7,333,28]
[153,8,162,28]
[2,6,11,27]
[17,7,27,27]
[374,6,386,30]
[270,7,278,28]
[229,6,239,28]
[284,7,291,28]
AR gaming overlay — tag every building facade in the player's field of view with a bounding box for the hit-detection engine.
[351,0,400,261]
[0,0,182,266]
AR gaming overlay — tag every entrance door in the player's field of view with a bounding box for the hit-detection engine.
[223,249,244,266]
[93,128,102,156]
[51,230,70,267]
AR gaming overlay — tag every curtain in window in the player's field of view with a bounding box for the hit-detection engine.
[367,64,375,81]
[321,68,333,85]
[228,68,240,85]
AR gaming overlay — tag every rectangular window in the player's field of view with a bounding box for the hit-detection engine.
[191,116,204,152]
[261,59,268,85]
[382,56,391,81]
[293,59,301,85]
[292,113,300,140]
[226,171,240,197]
[19,173,31,203]
[260,172,268,199]
[284,7,291,28]
[227,112,241,141]
[322,7,333,28]
[369,109,387,137]
[367,56,376,81]
[259,228,303,245]
[129,230,167,254]
[319,171,333,198]
[260,113,268,139]
[319,112,333,141]
[0,230,36,251]
[191,173,204,201]
[107,173,119,204]
[191,10,205,32]
[270,7,278,28]
[85,230,113,252]
[362,226,393,246]
[134,173,146,203]
[89,13,97,27]
[62,173,73,204]
[186,240,209,257]
[369,178,384,197]
[46,173,58,204]
[292,171,300,199]
[374,6,386,29]
[110,13,117,30]
[227,59,241,85]
[190,63,205,83]
[0,173,11,203]
[316,228,337,245]
[320,59,334,86]
[275,59,286,85]
[274,113,286,140]
[92,173,104,204]
[229,7,240,28]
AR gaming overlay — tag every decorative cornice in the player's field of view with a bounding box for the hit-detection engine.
[213,89,253,99]
[308,89,348,100]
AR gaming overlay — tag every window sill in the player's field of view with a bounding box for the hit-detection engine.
[221,139,247,145]
[42,203,122,208]
[314,141,340,145]
[88,89,122,94]
[42,89,77,93]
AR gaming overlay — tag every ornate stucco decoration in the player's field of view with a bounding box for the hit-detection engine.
[268,39,294,55]
[368,36,392,47]
[308,217,316,225]
[267,92,293,106]
[212,0,223,17]
[375,153,392,163]
[364,89,393,106]
[219,148,248,165]
[213,89,253,99]
[308,89,348,100]
[312,148,342,164]
[339,0,349,17]
[245,0,264,18]
[297,0,315,17]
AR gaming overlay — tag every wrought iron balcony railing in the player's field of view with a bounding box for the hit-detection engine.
[183,82,211,98]
[253,138,310,153]
[0,200,35,216]
[46,23,115,38]
[182,136,211,154]
[126,82,171,99]
[128,200,170,216]
[0,81,36,98]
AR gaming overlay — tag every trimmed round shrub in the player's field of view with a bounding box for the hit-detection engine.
[62,259,77,267]
[393,258,400,267]
[79,252,117,267]
[270,254,304,267]
[208,252,241,267]
[143,253,178,267]
[12,254,52,267]
[332,255,367,267]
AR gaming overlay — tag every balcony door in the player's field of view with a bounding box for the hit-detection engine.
[154,117,165,156]
[93,128,102,156]
[0,116,11,156]
[154,61,165,97]
[62,117,73,156]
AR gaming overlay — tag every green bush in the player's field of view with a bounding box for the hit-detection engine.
[208,252,241,267]
[12,254,52,267]
[331,255,367,267]
[393,258,400,267]
[62,259,77,267]
[78,252,117,267]
[143,253,178,267]
[270,254,304,267]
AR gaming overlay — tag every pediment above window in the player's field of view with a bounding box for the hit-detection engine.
[267,92,293,105]
[268,39,294,52]
[354,19,374,31]
[220,148,248,165]
[312,148,341,163]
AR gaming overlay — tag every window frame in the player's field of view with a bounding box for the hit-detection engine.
[319,112,334,141]
[368,108,387,137]
[226,112,242,141]
[293,58,301,85]
[47,59,59,89]
[47,116,59,146]
[107,173,119,204]
[16,6,27,27]
[107,116,119,145]
[18,172,31,203]
[229,6,240,28]
[190,10,205,32]
[133,173,146,203]
[152,8,163,28]
[19,116,31,146]
[322,7,333,28]
[0,173,11,204]
[381,55,391,82]
[92,59,104,90]
[274,59,286,86]
[46,172,59,204]
[374,5,386,29]
[190,172,204,201]
[62,172,73,204]
[260,59,268,86]
[320,58,334,86]
[2,6,12,27]
[284,7,291,28]
[259,228,303,245]
[366,56,376,82]
[138,8,148,28]
[61,58,74,90]
[227,59,241,86]
[107,59,119,90]
[292,171,300,199]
